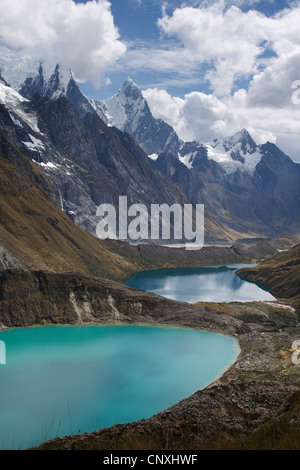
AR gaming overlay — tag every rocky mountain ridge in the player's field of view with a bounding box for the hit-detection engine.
[92,78,180,156]
[0,61,299,243]
[0,77,240,244]
[92,79,274,175]
[92,78,300,238]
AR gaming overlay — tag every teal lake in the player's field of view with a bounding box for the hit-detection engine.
[124,264,276,303]
[0,264,274,450]
[0,325,240,450]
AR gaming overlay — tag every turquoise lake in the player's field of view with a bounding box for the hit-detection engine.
[0,325,240,450]
[0,264,274,450]
[124,264,276,303]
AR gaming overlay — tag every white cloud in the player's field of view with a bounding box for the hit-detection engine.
[143,87,235,142]
[157,2,269,95]
[121,2,300,101]
[0,0,126,86]
[143,82,300,161]
[156,2,300,96]
[142,87,185,131]
[1,0,299,161]
[140,2,300,161]
[246,50,300,108]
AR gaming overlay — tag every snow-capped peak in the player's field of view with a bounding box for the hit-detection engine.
[0,80,41,134]
[206,129,262,174]
[222,128,257,154]
[120,77,142,97]
[227,128,250,144]
[0,46,73,100]
[122,76,137,88]
[95,77,147,132]
[43,63,72,99]
[115,77,144,110]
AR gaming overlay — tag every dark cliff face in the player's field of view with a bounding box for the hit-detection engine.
[128,114,180,156]
[249,144,300,233]
[0,129,150,279]
[155,152,189,180]
[0,268,247,333]
[19,64,45,100]
[66,77,97,118]
[35,96,189,209]
[0,85,231,243]
[0,91,194,239]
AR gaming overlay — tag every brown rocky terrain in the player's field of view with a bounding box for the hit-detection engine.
[237,244,300,314]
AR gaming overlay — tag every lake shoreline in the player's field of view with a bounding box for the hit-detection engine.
[32,298,299,450]
[0,266,299,450]
[0,324,240,450]
[123,264,275,303]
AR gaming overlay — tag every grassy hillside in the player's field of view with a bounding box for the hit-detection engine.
[0,133,144,280]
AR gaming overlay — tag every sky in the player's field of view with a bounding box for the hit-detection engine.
[0,0,300,161]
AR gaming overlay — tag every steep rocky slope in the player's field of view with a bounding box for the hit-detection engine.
[19,63,98,119]
[92,77,180,156]
[237,244,300,311]
[2,71,300,243]
[1,79,236,244]
[0,131,143,279]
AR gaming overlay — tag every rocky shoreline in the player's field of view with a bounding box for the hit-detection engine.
[1,267,297,450]
[33,298,299,450]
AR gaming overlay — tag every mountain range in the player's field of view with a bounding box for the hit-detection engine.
[1,49,299,454]
[0,56,299,246]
